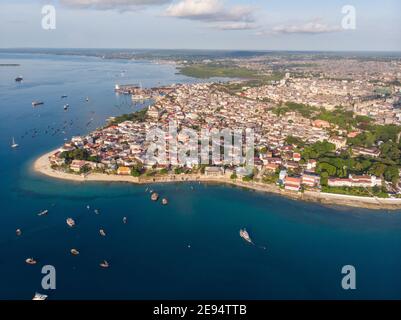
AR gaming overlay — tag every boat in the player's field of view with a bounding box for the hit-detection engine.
[61,95,68,99]
[32,101,44,107]
[70,248,79,256]
[25,258,37,265]
[37,209,48,216]
[94,209,99,215]
[16,229,22,236]
[99,260,109,268]
[239,228,252,244]
[11,137,18,148]
[66,218,75,227]
[15,76,23,82]
[162,198,168,205]
[99,229,106,237]
[86,205,90,210]
[32,293,48,301]
[63,104,69,110]
[85,97,89,102]
[123,217,127,224]
[151,192,159,201]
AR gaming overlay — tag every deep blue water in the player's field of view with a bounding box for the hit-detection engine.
[1,53,401,300]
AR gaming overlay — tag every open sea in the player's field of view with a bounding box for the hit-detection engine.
[1,52,401,300]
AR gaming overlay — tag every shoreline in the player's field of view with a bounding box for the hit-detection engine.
[33,150,401,211]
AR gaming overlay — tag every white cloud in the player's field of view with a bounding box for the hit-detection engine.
[60,0,170,11]
[215,22,257,30]
[271,19,342,35]
[165,0,255,23]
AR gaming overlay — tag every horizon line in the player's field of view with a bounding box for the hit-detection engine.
[1,47,401,54]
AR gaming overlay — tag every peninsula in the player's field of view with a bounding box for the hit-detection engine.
[34,55,401,210]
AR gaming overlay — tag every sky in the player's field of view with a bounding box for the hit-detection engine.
[0,0,400,51]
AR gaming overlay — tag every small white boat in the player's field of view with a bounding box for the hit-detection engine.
[162,198,168,205]
[63,104,69,110]
[16,229,22,236]
[99,229,106,237]
[86,205,90,210]
[37,209,48,216]
[66,218,75,227]
[11,137,18,148]
[94,209,99,215]
[99,260,109,268]
[70,248,80,256]
[151,192,159,201]
[85,97,89,102]
[239,228,252,244]
[123,217,127,224]
[25,258,37,265]
[32,292,48,300]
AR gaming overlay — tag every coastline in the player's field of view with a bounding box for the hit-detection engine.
[33,150,401,211]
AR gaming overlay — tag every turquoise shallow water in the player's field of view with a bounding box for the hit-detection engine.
[1,53,401,299]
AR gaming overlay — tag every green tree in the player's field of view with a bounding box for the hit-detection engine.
[384,166,399,184]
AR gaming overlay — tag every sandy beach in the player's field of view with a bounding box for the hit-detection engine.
[33,150,401,210]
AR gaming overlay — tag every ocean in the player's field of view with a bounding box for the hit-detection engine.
[1,52,401,300]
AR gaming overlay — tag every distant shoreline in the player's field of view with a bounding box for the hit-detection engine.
[33,150,401,211]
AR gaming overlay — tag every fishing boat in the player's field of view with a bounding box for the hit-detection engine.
[70,249,80,256]
[123,217,127,224]
[16,229,22,236]
[25,258,37,265]
[15,76,23,82]
[99,260,109,268]
[32,101,44,107]
[151,192,159,201]
[11,137,18,148]
[32,293,48,301]
[99,229,106,237]
[239,228,252,244]
[66,218,75,227]
[37,209,48,216]
[162,198,168,205]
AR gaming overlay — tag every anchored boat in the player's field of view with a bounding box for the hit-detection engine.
[32,293,48,300]
[239,228,252,244]
[32,101,44,107]
[11,137,18,148]
[66,218,76,227]
[25,258,37,265]
[38,209,48,216]
[99,260,109,268]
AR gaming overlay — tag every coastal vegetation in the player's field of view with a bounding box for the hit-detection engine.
[60,149,100,163]
[109,108,148,125]
[178,63,258,79]
[322,185,389,198]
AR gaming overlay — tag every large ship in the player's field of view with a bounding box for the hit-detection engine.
[239,228,252,243]
[32,101,44,107]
